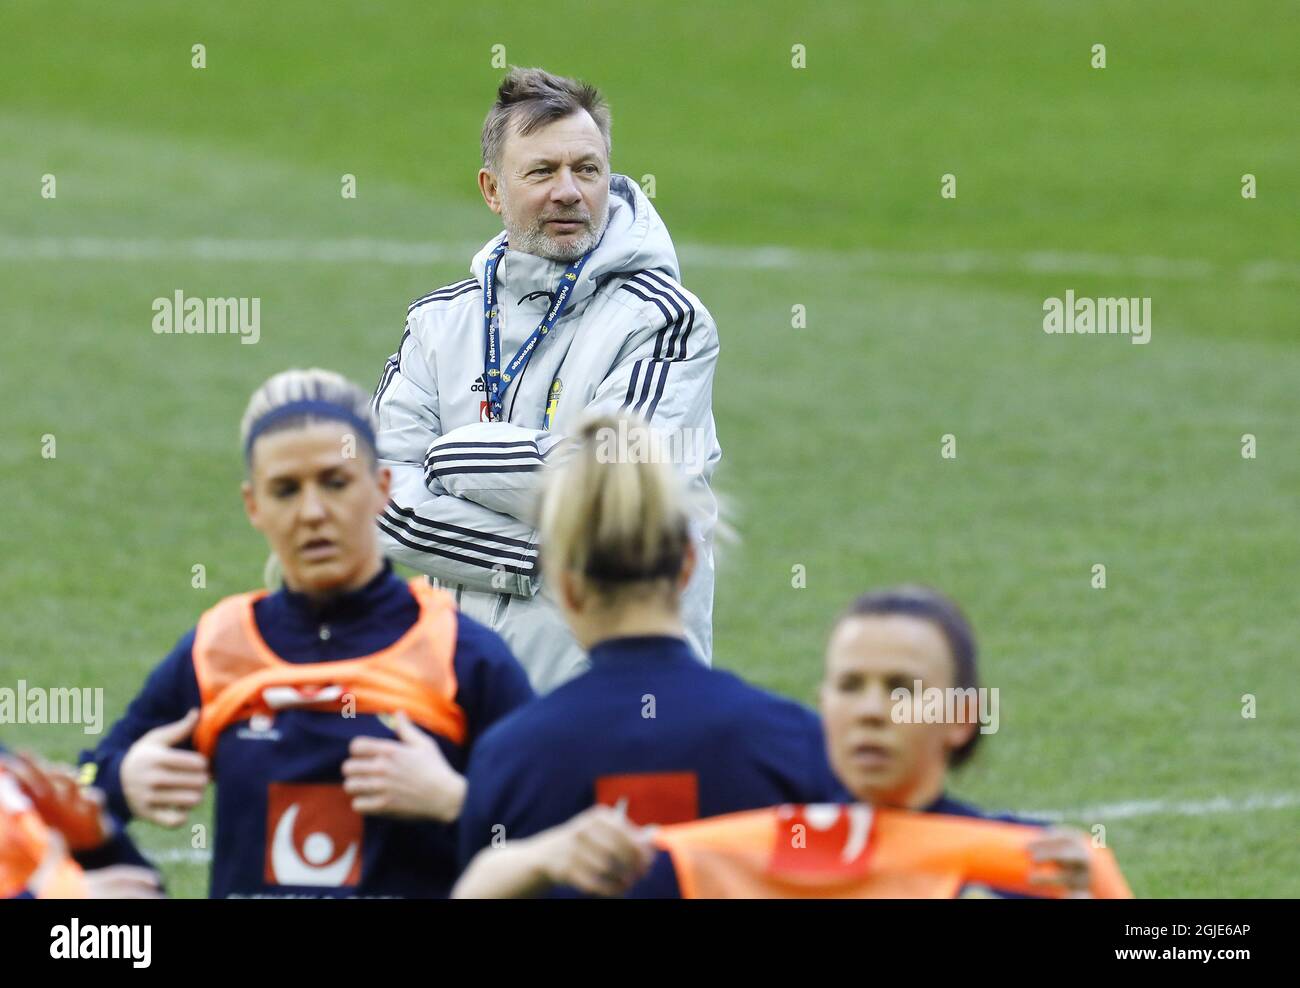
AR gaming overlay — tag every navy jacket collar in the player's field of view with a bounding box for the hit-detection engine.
[587,634,697,667]
[923,792,985,818]
[276,558,401,623]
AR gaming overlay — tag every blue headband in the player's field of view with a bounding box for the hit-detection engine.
[243,399,378,462]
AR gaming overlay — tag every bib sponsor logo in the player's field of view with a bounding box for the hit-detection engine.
[265,783,362,887]
[770,804,874,876]
[236,711,280,742]
[595,771,698,826]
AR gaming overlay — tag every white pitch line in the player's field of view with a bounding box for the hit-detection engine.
[2,235,1298,283]
[0,236,474,266]
[138,791,1300,867]
[1018,790,1300,824]
[142,847,212,865]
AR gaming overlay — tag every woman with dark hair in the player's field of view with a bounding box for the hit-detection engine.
[819,585,991,812]
[81,369,533,897]
[646,585,1132,898]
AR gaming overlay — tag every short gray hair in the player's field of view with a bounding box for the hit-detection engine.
[481,67,612,175]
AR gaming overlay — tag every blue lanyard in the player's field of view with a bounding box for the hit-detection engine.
[482,239,591,422]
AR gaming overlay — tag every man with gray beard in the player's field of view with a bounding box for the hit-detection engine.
[371,67,722,692]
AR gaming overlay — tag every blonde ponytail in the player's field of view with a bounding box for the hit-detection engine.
[539,412,691,599]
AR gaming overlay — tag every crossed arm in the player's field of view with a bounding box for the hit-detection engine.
[372,297,719,596]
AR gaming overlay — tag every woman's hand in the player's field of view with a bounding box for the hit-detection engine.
[4,751,112,850]
[1028,826,1094,897]
[119,709,210,827]
[535,804,657,898]
[453,804,657,899]
[23,826,76,898]
[83,865,165,899]
[342,711,466,821]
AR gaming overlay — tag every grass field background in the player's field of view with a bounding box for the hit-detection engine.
[1,1,1296,898]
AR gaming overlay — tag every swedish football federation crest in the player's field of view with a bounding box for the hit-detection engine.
[543,378,563,430]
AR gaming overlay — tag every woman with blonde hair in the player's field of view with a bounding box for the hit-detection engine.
[454,412,842,897]
[82,369,533,897]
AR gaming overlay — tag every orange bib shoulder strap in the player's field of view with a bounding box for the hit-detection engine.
[191,578,465,757]
[191,590,270,714]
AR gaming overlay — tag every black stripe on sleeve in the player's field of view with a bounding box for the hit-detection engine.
[617,273,699,421]
[407,279,480,314]
[378,517,536,576]
[384,500,536,551]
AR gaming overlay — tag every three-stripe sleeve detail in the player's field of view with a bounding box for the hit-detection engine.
[423,439,546,487]
[407,279,480,315]
[378,500,537,576]
[617,272,696,421]
[372,327,411,413]
[374,280,482,412]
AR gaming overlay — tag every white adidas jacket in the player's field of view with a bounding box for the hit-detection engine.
[371,174,721,692]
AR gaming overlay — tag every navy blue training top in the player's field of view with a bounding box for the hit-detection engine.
[81,560,533,898]
[458,634,848,878]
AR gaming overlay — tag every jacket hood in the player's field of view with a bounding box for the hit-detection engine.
[470,173,680,306]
